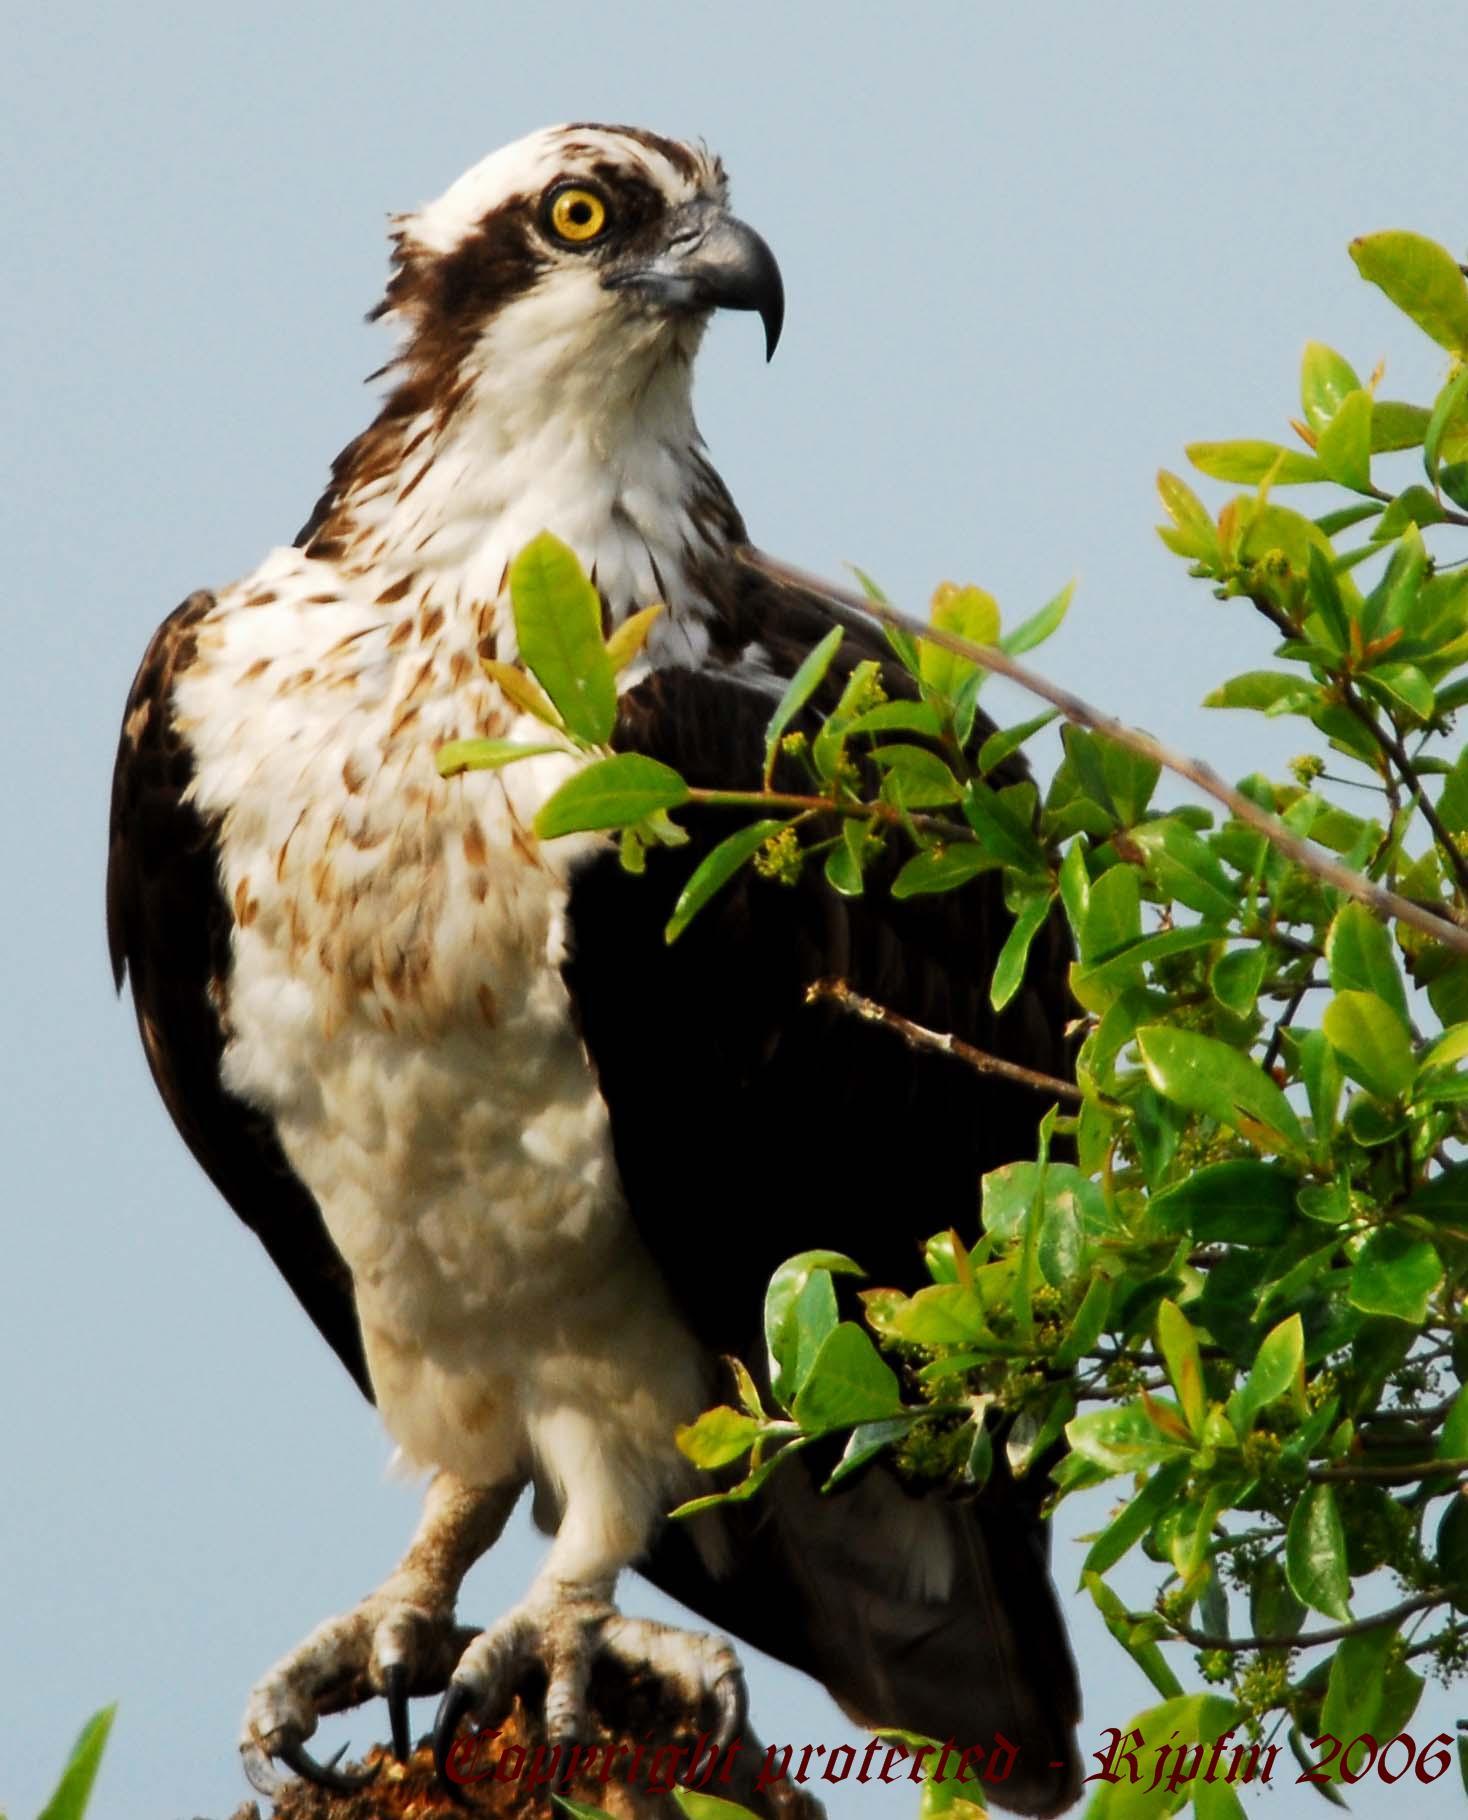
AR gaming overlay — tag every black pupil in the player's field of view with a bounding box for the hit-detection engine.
[569,199,592,225]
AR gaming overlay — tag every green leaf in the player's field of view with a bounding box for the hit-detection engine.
[675,1406,764,1469]
[1351,231,1468,353]
[1228,1313,1303,1433]
[873,743,963,807]
[1136,1026,1306,1155]
[824,1416,919,1491]
[534,753,689,838]
[790,1322,904,1431]
[554,1798,620,1820]
[435,738,566,777]
[1425,362,1468,488]
[990,892,1054,1012]
[1438,1383,1468,1459]
[604,603,663,672]
[665,820,788,943]
[1371,400,1432,452]
[1064,1401,1192,1475]
[1301,342,1362,432]
[823,824,866,897]
[1157,1300,1204,1433]
[481,657,566,730]
[1087,1695,1242,1820]
[1082,1458,1191,1579]
[892,843,994,898]
[1203,671,1320,715]
[1210,944,1268,1017]
[762,627,843,777]
[921,583,1000,699]
[672,1788,763,1818]
[1325,904,1410,1022]
[1349,1228,1443,1323]
[1285,1483,1352,1620]
[1187,440,1325,484]
[1079,863,1140,964]
[1319,1628,1398,1768]
[38,1706,117,1820]
[1321,989,1416,1100]
[978,709,1058,776]
[845,700,943,738]
[1150,1160,1295,1247]
[962,779,1045,869]
[1000,579,1074,656]
[509,532,617,744]
[789,1267,840,1395]
[764,1251,864,1406]
[1082,1578,1187,1707]
[1128,820,1239,920]
[1371,484,1448,540]
[1315,387,1373,491]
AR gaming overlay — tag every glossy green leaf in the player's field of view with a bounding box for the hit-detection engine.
[1150,1160,1295,1247]
[991,891,1054,1013]
[534,753,689,837]
[962,780,1045,869]
[1210,944,1269,1017]
[1350,230,1468,353]
[1437,1496,1468,1611]
[1321,989,1416,1100]
[823,1416,919,1491]
[1086,1694,1241,1820]
[665,819,788,943]
[762,626,843,777]
[1315,387,1373,491]
[790,1322,904,1431]
[1319,1626,1398,1765]
[675,1406,763,1469]
[1203,671,1320,715]
[509,532,617,744]
[1371,400,1432,451]
[1157,1300,1204,1433]
[1285,1483,1352,1620]
[789,1267,840,1396]
[1187,440,1325,484]
[1079,863,1140,963]
[978,709,1058,775]
[672,1792,764,1820]
[38,1706,116,1820]
[1082,1458,1191,1579]
[1082,1577,1185,1705]
[1128,820,1238,920]
[1000,579,1074,656]
[873,743,963,807]
[764,1250,864,1406]
[1371,484,1449,539]
[892,843,994,898]
[1301,342,1362,432]
[1349,1228,1443,1323]
[845,699,943,738]
[1325,904,1410,1022]
[1137,1026,1306,1155]
[436,738,566,776]
[1424,362,1468,487]
[1228,1313,1303,1433]
[1064,1401,1193,1475]
[554,1798,620,1820]
[1438,1383,1468,1459]
[921,583,1000,700]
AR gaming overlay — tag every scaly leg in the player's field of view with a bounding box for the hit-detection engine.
[241,1470,521,1794]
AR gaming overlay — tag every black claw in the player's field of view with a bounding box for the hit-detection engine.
[385,1661,412,1761]
[279,1738,380,1792]
[712,1668,748,1746]
[433,1680,477,1806]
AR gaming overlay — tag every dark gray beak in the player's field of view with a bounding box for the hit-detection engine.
[603,201,784,360]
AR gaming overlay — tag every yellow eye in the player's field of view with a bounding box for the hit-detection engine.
[548,186,608,244]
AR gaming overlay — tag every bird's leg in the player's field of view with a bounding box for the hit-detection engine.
[433,1496,746,1777]
[241,1469,520,1794]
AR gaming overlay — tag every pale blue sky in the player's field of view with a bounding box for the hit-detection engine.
[5,3,1467,1815]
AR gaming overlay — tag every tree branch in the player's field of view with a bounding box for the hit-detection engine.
[1169,1589,1444,1654]
[740,548,1468,956]
[804,978,1084,1102]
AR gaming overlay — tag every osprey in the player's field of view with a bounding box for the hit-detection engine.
[108,124,1081,1814]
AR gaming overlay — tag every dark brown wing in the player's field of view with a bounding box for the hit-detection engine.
[107,592,371,1397]
[563,572,1080,1814]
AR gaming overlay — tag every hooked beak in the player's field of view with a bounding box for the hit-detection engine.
[602,201,785,360]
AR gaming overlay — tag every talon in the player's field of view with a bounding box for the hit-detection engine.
[712,1665,748,1745]
[240,1740,284,1798]
[279,1738,380,1792]
[433,1679,478,1804]
[385,1661,412,1761]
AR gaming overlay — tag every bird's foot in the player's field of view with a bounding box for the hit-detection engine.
[240,1584,478,1795]
[434,1585,747,1778]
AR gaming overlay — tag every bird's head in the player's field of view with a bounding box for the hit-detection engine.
[372,124,783,433]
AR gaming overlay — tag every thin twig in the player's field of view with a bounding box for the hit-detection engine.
[805,978,1083,1102]
[1339,682,1468,901]
[1170,1589,1444,1654]
[1306,1456,1468,1484]
[740,547,1468,956]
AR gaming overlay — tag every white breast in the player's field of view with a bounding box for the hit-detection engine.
[176,544,709,1537]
